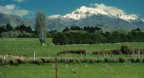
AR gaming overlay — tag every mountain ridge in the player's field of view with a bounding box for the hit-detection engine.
[47,5,144,31]
[0,4,144,31]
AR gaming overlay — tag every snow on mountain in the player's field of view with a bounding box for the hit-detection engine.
[118,14,138,22]
[63,6,108,20]
[48,4,139,22]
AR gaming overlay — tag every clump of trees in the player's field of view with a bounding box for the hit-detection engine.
[0,23,35,38]
[53,26,144,45]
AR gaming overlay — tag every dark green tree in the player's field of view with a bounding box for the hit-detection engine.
[6,23,13,31]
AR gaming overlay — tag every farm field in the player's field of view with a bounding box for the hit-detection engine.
[0,38,144,78]
[0,38,144,57]
[0,63,144,78]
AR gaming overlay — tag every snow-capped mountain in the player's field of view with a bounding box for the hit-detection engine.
[0,4,143,31]
[48,4,144,31]
[48,5,139,22]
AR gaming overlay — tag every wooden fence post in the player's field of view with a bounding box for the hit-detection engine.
[55,58,58,78]
[34,51,35,60]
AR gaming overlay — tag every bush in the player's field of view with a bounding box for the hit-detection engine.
[118,58,125,63]
[96,59,104,63]
[140,49,144,54]
[120,45,129,54]
[9,59,19,65]
[47,58,55,63]
[89,59,96,63]
[31,59,43,65]
[111,49,121,55]
[57,49,86,55]
[104,58,118,63]
[131,58,141,63]
[57,50,68,55]
[92,51,99,55]
[40,58,47,63]
[135,58,141,63]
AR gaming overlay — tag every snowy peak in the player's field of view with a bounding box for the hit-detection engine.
[48,4,140,22]
[48,6,108,20]
[73,6,108,15]
[116,13,138,21]
[63,6,108,20]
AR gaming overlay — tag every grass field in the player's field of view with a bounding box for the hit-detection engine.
[0,38,144,78]
[0,38,144,57]
[0,63,144,78]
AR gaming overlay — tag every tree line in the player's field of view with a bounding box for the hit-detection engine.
[53,26,144,45]
[0,23,36,38]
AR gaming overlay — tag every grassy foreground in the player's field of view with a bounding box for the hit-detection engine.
[0,63,144,78]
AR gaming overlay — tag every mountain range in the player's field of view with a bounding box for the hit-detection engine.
[0,5,144,31]
[48,6,144,31]
[0,12,34,28]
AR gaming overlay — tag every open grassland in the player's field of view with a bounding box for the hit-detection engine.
[0,38,144,57]
[0,38,144,78]
[0,63,144,78]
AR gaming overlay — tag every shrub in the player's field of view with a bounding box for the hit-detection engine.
[118,58,125,63]
[40,58,47,63]
[82,58,89,63]
[57,50,68,55]
[58,58,69,63]
[104,58,118,63]
[89,59,96,63]
[17,58,23,64]
[92,51,98,55]
[31,59,43,65]
[104,58,109,63]
[135,58,141,63]
[140,49,144,54]
[120,45,129,54]
[96,59,103,63]
[111,49,121,55]
[47,58,55,63]
[131,58,141,63]
[57,49,86,55]
[9,59,19,65]
[134,49,139,54]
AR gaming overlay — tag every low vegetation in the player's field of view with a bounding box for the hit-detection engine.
[0,38,144,78]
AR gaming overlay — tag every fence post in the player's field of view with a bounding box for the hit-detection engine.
[34,51,35,60]
[55,57,58,78]
[138,50,140,59]
[85,51,87,58]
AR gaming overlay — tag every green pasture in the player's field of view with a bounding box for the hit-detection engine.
[0,38,144,78]
[0,38,144,57]
[0,63,144,78]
